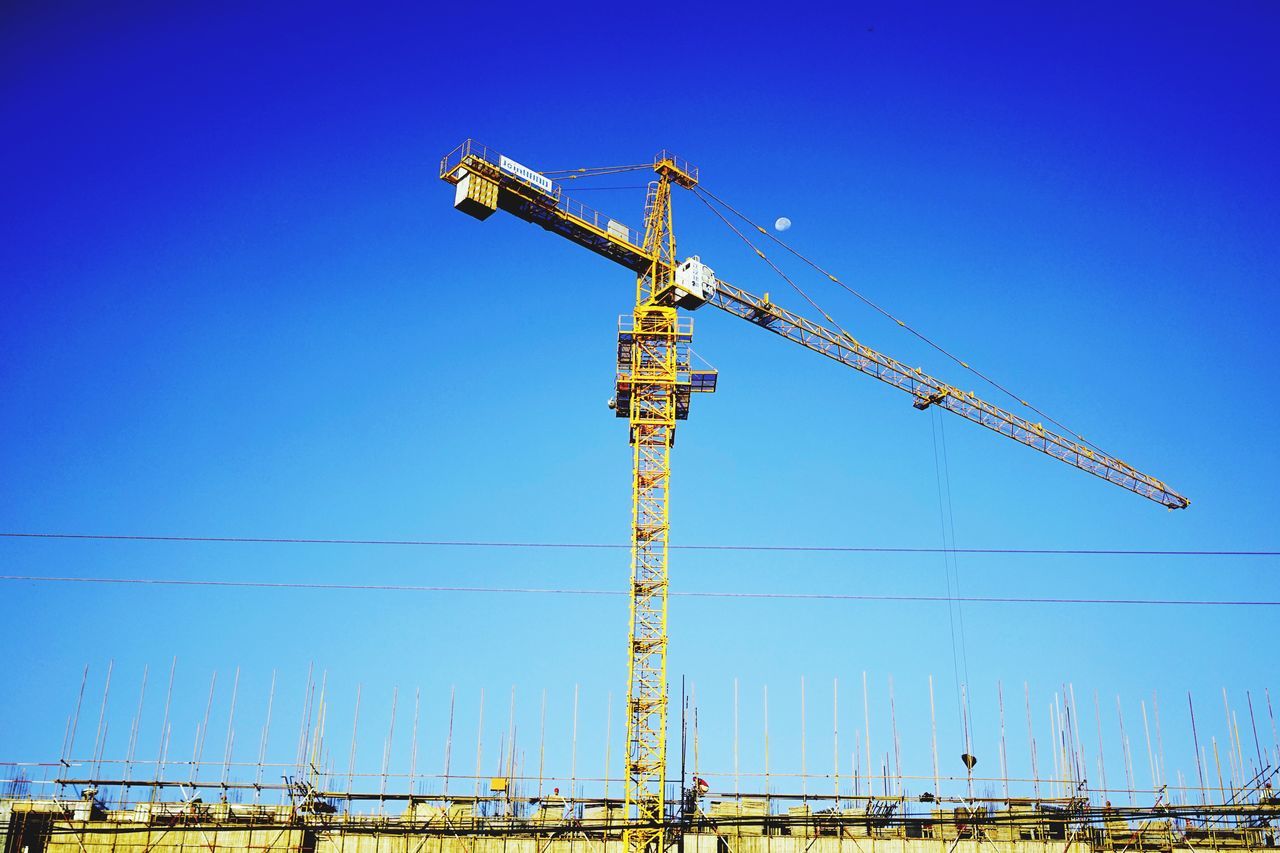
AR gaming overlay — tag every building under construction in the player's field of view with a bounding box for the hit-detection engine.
[3,668,1278,853]
[4,775,1278,853]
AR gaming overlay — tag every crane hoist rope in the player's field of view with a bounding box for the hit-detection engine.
[693,170,1026,614]
[693,183,1114,459]
[438,136,1189,853]
[929,406,972,738]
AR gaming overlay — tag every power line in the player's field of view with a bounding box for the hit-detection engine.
[2,532,1277,556]
[1,574,1276,607]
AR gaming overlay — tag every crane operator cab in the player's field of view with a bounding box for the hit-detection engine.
[671,256,716,309]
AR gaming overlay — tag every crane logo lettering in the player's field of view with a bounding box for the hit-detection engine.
[499,155,553,194]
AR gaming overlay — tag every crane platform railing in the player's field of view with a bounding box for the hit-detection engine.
[654,149,699,187]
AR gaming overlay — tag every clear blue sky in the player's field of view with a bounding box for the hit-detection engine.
[2,2,1278,806]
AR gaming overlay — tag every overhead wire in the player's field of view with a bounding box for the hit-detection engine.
[1,533,1276,557]
[1,575,1277,607]
[694,183,1116,458]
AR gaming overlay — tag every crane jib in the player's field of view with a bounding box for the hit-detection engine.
[706,279,1190,510]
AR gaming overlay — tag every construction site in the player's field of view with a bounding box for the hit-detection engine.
[3,683,1279,853]
[3,138,1277,853]
[13,11,1280,853]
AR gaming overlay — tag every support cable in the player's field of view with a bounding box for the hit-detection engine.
[540,164,652,179]
[691,191,860,346]
[558,185,649,192]
[694,184,1118,459]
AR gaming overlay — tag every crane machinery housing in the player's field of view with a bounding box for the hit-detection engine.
[438,139,1188,853]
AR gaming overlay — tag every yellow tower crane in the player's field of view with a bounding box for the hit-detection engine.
[438,140,1188,853]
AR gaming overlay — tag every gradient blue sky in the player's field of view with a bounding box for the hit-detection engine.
[2,2,1278,803]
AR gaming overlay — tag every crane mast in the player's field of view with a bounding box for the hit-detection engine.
[438,138,1188,853]
[622,154,700,853]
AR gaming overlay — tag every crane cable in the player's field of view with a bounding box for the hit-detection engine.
[693,184,1114,459]
[690,191,862,348]
[539,164,652,180]
[562,186,649,192]
[932,406,972,748]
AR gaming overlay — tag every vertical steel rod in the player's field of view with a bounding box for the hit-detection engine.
[473,688,485,802]
[346,684,361,795]
[890,675,901,798]
[443,685,456,799]
[1141,700,1156,795]
[221,667,240,789]
[410,687,420,799]
[998,681,1008,802]
[64,664,90,765]
[604,691,613,802]
[124,664,149,788]
[1246,691,1265,779]
[833,677,840,809]
[91,659,114,778]
[862,671,871,794]
[763,684,770,798]
[1116,695,1135,805]
[1094,691,1108,802]
[538,688,547,800]
[1153,691,1167,792]
[733,677,739,797]
[191,669,216,784]
[155,658,176,792]
[800,676,807,801]
[1189,692,1207,805]
[380,687,398,801]
[929,675,939,801]
[255,669,275,802]
[570,684,579,807]
[1025,682,1039,801]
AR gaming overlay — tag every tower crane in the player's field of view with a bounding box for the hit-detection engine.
[438,140,1188,853]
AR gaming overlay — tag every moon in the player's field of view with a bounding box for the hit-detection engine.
[774,217,792,232]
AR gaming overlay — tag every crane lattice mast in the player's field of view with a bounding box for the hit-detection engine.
[438,139,1188,853]
[618,154,700,853]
